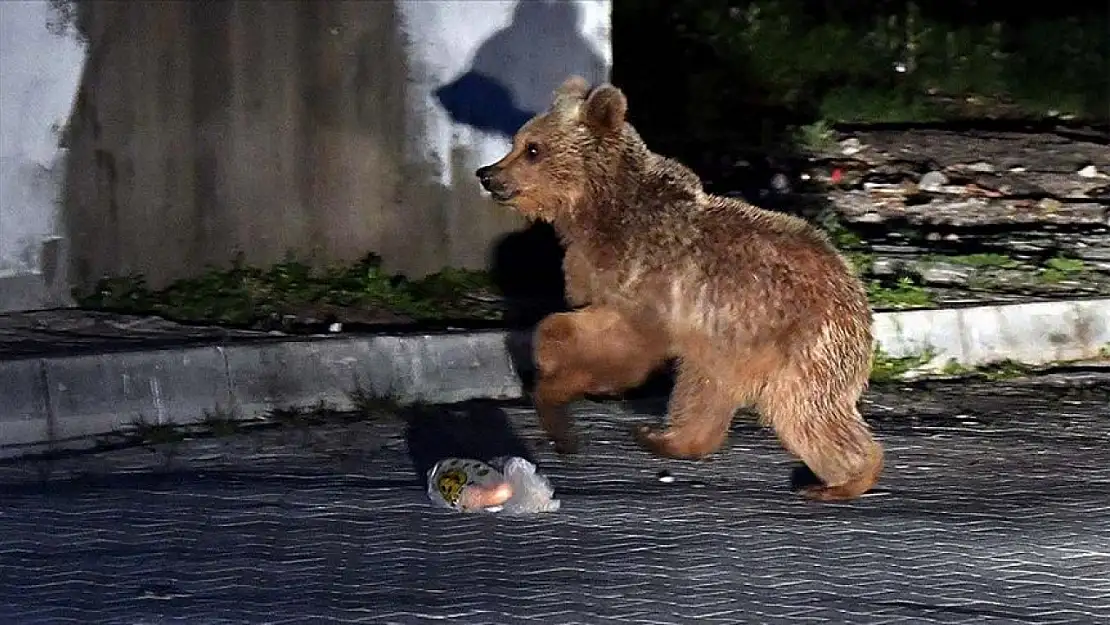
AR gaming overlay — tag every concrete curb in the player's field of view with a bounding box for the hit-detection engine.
[2,298,1108,458]
[875,298,1110,369]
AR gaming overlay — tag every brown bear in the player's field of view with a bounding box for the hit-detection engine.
[475,76,883,502]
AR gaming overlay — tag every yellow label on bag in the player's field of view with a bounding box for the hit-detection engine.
[435,468,469,506]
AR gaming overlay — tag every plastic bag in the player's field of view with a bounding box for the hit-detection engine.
[427,456,560,514]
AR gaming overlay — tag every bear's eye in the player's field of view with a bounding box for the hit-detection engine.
[524,142,541,162]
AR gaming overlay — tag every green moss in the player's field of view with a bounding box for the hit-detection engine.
[75,253,503,327]
[936,357,1042,380]
[977,360,1037,381]
[1038,269,1067,284]
[870,346,936,383]
[940,358,973,376]
[867,277,935,310]
[1042,255,1086,272]
[887,352,1097,383]
[794,119,837,152]
[820,217,872,278]
[842,252,873,278]
[1038,254,1087,284]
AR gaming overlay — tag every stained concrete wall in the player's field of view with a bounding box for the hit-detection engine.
[0,0,86,312]
[23,0,609,301]
[393,0,610,277]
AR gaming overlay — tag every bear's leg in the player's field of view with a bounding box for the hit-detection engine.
[759,381,884,501]
[533,306,667,454]
[635,360,739,460]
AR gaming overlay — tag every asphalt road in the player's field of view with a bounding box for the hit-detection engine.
[1,372,1108,625]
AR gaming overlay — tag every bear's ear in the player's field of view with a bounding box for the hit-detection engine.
[551,75,590,117]
[583,84,627,135]
[554,75,590,101]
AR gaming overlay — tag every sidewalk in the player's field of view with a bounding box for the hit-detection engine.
[2,297,1108,458]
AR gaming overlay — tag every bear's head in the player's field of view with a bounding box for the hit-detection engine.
[475,76,631,221]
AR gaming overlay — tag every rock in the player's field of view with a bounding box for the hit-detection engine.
[754,127,1110,306]
[919,171,949,192]
[958,172,1046,197]
[918,263,975,286]
[1079,165,1101,178]
[836,129,1110,198]
[770,172,791,193]
[840,138,863,156]
[831,190,1109,228]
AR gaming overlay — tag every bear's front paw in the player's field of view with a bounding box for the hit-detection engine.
[549,431,581,455]
[633,424,668,449]
[633,424,716,460]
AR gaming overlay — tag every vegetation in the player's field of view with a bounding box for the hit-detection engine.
[866,276,935,310]
[76,247,950,325]
[870,346,936,382]
[938,253,1021,269]
[123,417,187,445]
[75,253,502,328]
[939,358,1036,380]
[872,349,1086,384]
[64,1,1105,328]
[106,387,400,448]
[1039,255,1088,283]
[613,0,1108,147]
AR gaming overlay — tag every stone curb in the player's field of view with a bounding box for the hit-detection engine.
[2,298,1108,458]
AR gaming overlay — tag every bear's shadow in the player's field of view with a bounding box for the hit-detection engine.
[402,401,538,487]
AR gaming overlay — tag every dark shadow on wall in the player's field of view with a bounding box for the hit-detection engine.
[433,0,607,139]
[433,0,609,392]
[433,73,533,140]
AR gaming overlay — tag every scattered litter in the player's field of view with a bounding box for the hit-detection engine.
[427,456,560,514]
[1078,165,1100,178]
[1038,198,1063,212]
[918,171,948,192]
[657,470,675,484]
[840,138,862,156]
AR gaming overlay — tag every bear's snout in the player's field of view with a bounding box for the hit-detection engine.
[475,165,516,201]
[475,165,493,186]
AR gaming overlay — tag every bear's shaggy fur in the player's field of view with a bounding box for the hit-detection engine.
[476,76,883,501]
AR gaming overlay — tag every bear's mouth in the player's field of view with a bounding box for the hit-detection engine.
[489,188,519,203]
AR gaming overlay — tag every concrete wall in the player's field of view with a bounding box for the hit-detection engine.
[395,0,609,276]
[0,0,610,310]
[0,0,86,312]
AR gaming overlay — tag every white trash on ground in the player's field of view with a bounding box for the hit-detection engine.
[426,456,561,514]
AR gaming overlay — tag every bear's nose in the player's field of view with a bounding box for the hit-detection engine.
[475,165,495,191]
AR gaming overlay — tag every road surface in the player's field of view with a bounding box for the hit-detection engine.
[1,372,1108,624]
